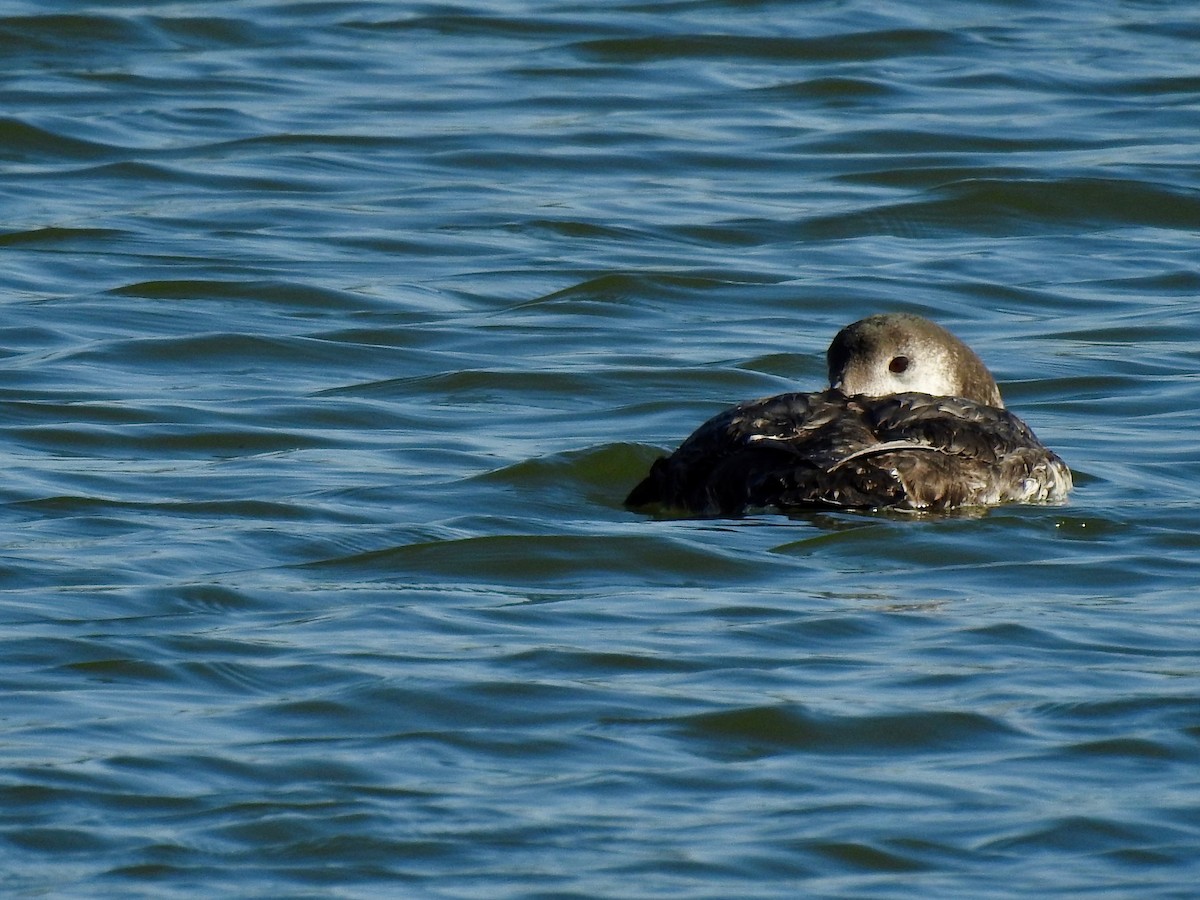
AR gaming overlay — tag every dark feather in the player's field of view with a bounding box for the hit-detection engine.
[625,390,1070,516]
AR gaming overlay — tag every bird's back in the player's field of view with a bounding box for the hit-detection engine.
[625,390,1071,516]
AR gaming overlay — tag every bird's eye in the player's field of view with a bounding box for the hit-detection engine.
[889,355,909,374]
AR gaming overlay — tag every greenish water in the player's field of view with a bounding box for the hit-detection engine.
[2,2,1199,897]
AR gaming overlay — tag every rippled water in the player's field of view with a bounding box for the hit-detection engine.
[3,1,1199,897]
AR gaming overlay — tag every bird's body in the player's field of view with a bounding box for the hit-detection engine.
[625,314,1071,516]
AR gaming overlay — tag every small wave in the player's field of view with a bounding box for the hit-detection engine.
[677,703,1020,758]
[300,531,780,586]
[0,12,168,57]
[0,226,128,247]
[712,176,1200,245]
[107,279,389,311]
[572,29,963,64]
[0,117,122,162]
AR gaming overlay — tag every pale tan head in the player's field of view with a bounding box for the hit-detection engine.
[826,313,1004,408]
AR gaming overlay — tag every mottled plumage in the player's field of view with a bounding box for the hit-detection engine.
[625,314,1071,516]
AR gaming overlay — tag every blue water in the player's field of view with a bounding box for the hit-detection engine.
[2,1,1199,897]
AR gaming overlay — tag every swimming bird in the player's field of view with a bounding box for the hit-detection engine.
[625,313,1071,516]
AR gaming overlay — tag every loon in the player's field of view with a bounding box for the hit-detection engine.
[625,313,1072,516]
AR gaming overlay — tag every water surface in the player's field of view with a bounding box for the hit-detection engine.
[2,1,1199,897]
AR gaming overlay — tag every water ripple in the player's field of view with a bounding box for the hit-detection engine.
[3,1,1200,897]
